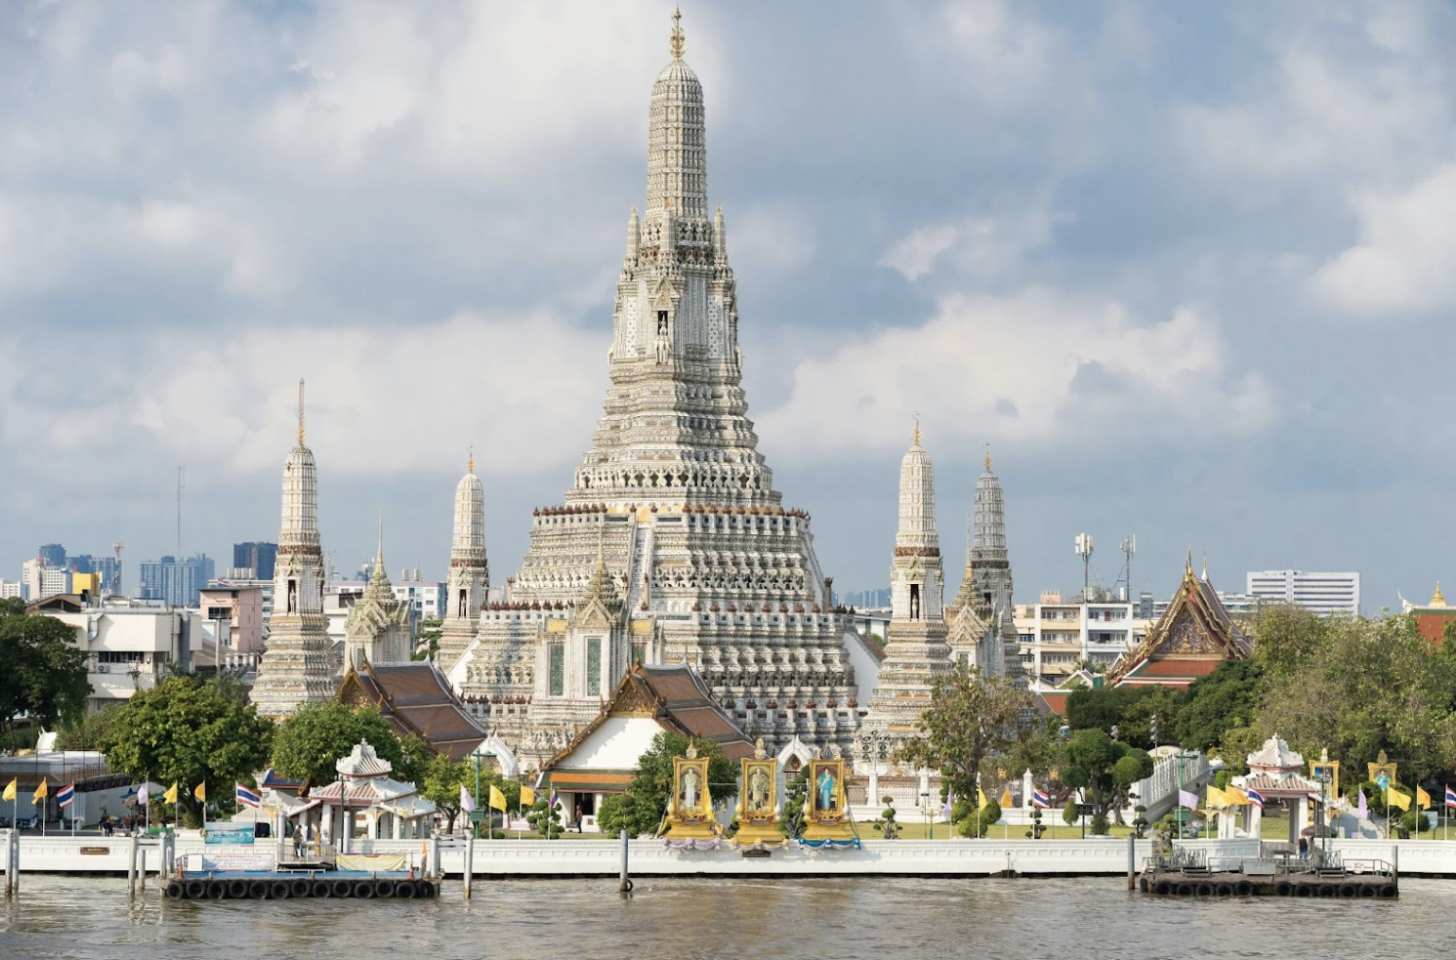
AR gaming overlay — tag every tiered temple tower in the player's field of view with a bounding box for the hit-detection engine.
[456,11,863,765]
[343,516,412,669]
[252,381,338,719]
[855,423,954,766]
[439,450,488,668]
[947,448,1023,679]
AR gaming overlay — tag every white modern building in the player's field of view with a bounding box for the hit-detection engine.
[0,579,22,599]
[28,595,211,713]
[22,559,69,601]
[1014,595,1152,682]
[1247,570,1360,617]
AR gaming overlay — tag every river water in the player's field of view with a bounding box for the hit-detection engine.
[1,874,1446,959]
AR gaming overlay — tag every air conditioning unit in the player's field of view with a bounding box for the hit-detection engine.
[96,664,109,673]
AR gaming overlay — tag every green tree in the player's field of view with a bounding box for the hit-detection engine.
[872,796,901,839]
[897,666,1037,802]
[526,796,564,838]
[56,703,125,751]
[1061,797,1079,827]
[960,797,1000,838]
[100,675,274,823]
[1177,659,1263,756]
[1061,728,1152,821]
[270,702,405,785]
[610,732,738,837]
[418,751,472,832]
[0,599,91,743]
[780,769,809,839]
[1251,603,1331,679]
[396,734,434,787]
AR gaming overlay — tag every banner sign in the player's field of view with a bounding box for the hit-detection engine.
[204,822,256,846]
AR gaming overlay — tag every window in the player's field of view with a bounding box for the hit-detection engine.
[548,643,564,697]
[586,637,602,696]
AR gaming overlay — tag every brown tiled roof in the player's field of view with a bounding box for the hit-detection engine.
[337,661,486,762]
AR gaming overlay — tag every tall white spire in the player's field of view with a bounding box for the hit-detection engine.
[440,446,488,671]
[252,379,337,719]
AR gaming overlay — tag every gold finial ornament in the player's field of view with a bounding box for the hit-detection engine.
[467,444,475,475]
[669,5,685,60]
[1432,581,1447,607]
[984,443,993,472]
[911,410,921,447]
[297,378,306,444]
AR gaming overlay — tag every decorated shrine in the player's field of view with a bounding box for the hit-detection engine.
[800,757,858,848]
[662,743,719,846]
[732,740,784,849]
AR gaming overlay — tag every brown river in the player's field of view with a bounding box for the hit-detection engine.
[0,874,1444,959]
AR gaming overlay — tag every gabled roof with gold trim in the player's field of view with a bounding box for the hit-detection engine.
[1108,555,1250,688]
[337,659,487,761]
[541,662,754,773]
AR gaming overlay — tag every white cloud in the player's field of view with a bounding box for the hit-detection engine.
[730,204,818,275]
[758,289,1274,457]
[1309,162,1456,314]
[877,190,1068,283]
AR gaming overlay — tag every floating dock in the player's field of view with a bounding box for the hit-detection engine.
[1140,847,1397,898]
[163,871,439,901]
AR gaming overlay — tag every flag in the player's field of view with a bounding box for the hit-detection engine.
[1225,786,1250,805]
[550,788,559,810]
[195,782,207,803]
[1031,788,1050,809]
[163,783,179,804]
[56,784,75,809]
[2,778,15,801]
[489,784,507,812]
[459,784,476,813]
[1417,786,1431,810]
[1000,785,1013,807]
[33,780,48,802]
[1358,789,1368,819]
[136,782,149,805]
[1388,787,1411,812]
[1178,789,1198,810]
[1246,788,1265,810]
[235,783,261,809]
[520,785,535,808]
[1445,786,1456,811]
[1205,785,1226,807]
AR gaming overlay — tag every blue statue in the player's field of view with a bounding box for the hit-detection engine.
[816,768,837,811]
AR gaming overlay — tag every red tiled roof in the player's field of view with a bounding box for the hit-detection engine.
[338,661,486,761]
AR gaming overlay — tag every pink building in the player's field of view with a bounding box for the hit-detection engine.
[199,585,265,660]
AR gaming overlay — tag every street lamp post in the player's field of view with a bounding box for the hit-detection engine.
[921,788,931,840]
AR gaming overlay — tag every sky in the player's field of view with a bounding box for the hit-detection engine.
[2,0,1455,611]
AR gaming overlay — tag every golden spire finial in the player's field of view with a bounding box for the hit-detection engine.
[467,444,475,475]
[1185,548,1194,577]
[669,5,685,60]
[984,443,993,472]
[1432,581,1447,607]
[912,410,921,447]
[297,378,306,445]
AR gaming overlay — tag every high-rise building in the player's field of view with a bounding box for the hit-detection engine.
[67,554,121,595]
[1246,570,1360,617]
[137,554,215,607]
[855,423,953,766]
[457,12,868,764]
[232,542,279,582]
[37,544,66,568]
[251,382,337,719]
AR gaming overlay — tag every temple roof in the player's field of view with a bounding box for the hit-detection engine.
[1108,555,1250,689]
[542,662,755,773]
[337,660,488,761]
[335,740,393,778]
[1248,735,1304,771]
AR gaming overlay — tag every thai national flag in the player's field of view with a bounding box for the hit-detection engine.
[235,783,262,809]
[1245,788,1265,810]
[56,784,75,809]
[1031,788,1051,809]
[1445,786,1456,811]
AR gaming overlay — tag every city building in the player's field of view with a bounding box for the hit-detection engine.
[196,584,266,670]
[38,543,66,568]
[1246,569,1360,617]
[67,554,121,596]
[28,594,209,713]
[211,570,275,621]
[0,579,22,599]
[251,383,337,719]
[137,554,216,607]
[455,13,870,766]
[23,558,69,601]
[855,423,954,789]
[1015,596,1151,683]
[233,541,279,582]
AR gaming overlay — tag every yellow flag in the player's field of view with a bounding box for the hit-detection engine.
[520,785,535,808]
[1417,786,1431,810]
[1000,785,1013,807]
[1206,785,1227,807]
[195,782,207,803]
[33,780,48,801]
[489,784,507,812]
[1225,786,1250,806]
[1388,787,1411,811]
[163,783,179,804]
[978,787,988,810]
[2,778,15,801]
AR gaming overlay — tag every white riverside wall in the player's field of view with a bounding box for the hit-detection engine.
[8,832,1452,878]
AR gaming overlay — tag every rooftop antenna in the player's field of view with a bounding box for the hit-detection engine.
[1074,533,1094,603]
[1118,535,1136,602]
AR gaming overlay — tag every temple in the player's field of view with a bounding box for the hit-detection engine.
[439,450,489,668]
[1107,554,1251,689]
[252,380,337,719]
[337,660,488,762]
[452,10,870,766]
[342,516,412,669]
[946,448,1023,678]
[854,423,954,770]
